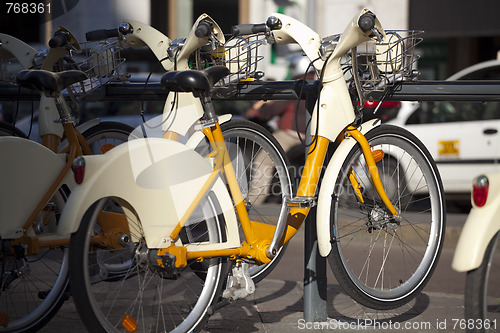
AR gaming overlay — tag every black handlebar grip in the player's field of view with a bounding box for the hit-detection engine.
[358,13,376,32]
[231,23,267,36]
[48,33,68,48]
[85,29,119,41]
[195,21,213,38]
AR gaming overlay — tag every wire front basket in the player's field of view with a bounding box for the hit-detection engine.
[66,39,125,96]
[355,30,422,92]
[189,34,264,86]
[221,34,264,85]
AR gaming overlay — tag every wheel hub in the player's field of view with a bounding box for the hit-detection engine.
[367,205,400,232]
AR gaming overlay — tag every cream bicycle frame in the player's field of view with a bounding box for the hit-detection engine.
[0,30,114,251]
[124,14,225,138]
[0,16,222,251]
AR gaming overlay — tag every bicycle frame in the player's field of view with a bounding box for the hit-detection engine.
[0,30,113,252]
[452,172,500,272]
[58,8,400,266]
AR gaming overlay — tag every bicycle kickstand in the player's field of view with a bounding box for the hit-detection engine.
[222,262,256,301]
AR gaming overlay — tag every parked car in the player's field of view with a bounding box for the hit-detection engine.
[388,59,500,209]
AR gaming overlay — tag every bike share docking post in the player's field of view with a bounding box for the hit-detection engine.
[303,83,327,322]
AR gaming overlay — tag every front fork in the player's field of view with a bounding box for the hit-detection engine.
[346,125,399,217]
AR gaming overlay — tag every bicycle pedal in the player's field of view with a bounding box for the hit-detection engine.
[287,196,317,208]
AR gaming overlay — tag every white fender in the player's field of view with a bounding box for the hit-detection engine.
[316,119,380,257]
[452,172,500,272]
[57,137,239,250]
[0,33,37,68]
[0,137,75,238]
[161,93,205,136]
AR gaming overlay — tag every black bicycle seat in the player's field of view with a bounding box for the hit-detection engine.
[16,69,88,97]
[161,66,230,97]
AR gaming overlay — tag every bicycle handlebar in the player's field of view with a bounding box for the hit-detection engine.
[48,32,68,48]
[358,13,376,32]
[195,20,213,38]
[231,23,267,36]
[86,28,119,42]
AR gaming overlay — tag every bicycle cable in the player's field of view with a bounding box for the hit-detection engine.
[13,85,34,138]
[139,51,180,133]
[295,54,330,155]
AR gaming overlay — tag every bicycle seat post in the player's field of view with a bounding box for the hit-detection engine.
[199,95,218,128]
[16,69,88,125]
[54,94,76,124]
[160,66,230,129]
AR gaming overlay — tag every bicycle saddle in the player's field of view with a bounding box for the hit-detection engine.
[161,65,230,97]
[16,69,88,97]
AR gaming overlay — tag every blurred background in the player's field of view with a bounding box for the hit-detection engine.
[2,0,500,80]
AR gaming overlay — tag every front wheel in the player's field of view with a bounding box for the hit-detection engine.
[465,231,500,333]
[328,124,446,309]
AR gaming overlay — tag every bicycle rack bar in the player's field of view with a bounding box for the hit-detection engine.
[3,80,500,102]
[371,80,500,101]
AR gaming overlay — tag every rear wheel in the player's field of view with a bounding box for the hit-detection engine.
[197,119,293,283]
[0,121,132,332]
[69,193,228,333]
[328,125,445,309]
[0,189,69,332]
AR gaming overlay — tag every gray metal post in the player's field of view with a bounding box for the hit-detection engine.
[303,82,327,322]
[304,206,327,321]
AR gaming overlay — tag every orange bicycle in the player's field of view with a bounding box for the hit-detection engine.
[62,9,445,333]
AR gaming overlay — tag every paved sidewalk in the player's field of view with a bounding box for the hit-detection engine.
[40,278,466,333]
[202,279,465,333]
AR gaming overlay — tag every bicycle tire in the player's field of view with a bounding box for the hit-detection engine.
[0,121,132,332]
[197,119,293,283]
[0,189,70,333]
[69,192,229,333]
[0,121,28,138]
[465,231,500,333]
[328,124,445,309]
[79,121,134,154]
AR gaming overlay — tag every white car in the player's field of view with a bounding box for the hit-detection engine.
[388,59,500,204]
